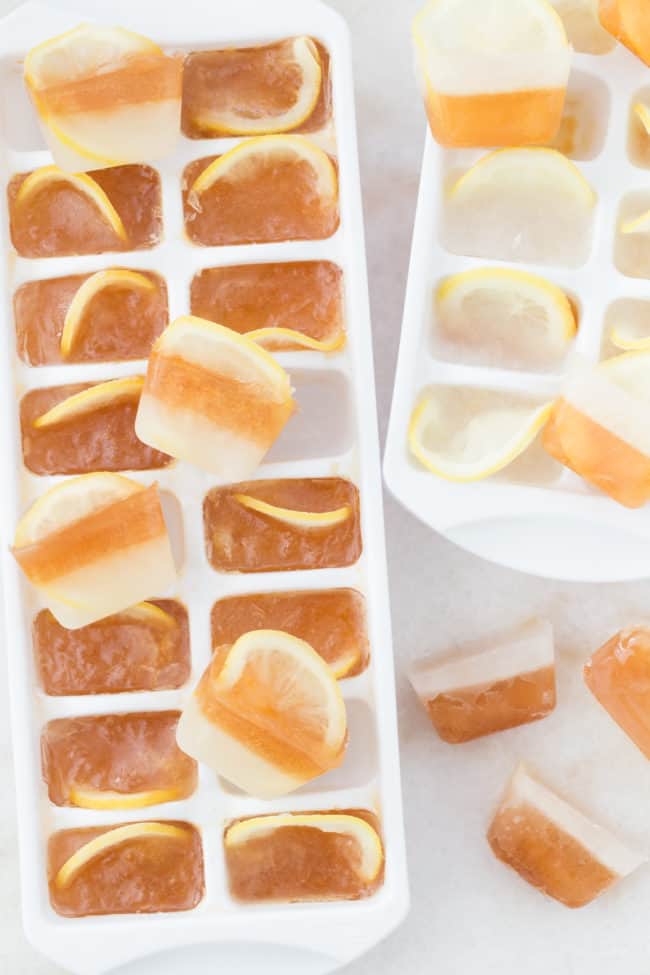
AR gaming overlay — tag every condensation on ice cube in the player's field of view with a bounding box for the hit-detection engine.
[615,191,650,279]
[628,89,650,170]
[550,71,610,162]
[268,370,352,462]
[414,385,563,486]
[548,0,616,55]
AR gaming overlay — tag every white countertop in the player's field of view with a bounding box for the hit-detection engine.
[2,1,650,973]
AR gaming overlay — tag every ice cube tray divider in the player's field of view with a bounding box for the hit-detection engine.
[0,2,408,972]
[384,43,650,582]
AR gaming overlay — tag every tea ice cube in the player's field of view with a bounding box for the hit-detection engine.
[408,618,556,743]
[488,764,644,907]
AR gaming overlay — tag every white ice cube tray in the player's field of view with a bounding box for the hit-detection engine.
[384,39,650,583]
[0,1,408,972]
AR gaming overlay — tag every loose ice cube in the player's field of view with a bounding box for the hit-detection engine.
[488,764,644,907]
[409,618,556,743]
[543,353,650,507]
[584,626,650,759]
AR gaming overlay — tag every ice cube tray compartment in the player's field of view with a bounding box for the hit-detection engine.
[0,2,407,973]
[385,43,650,582]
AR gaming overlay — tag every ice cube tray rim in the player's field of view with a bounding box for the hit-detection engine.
[384,43,650,583]
[0,2,409,972]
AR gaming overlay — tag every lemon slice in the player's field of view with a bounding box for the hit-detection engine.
[247,326,346,353]
[193,36,322,136]
[61,270,155,358]
[217,629,347,751]
[120,601,176,629]
[610,324,650,352]
[33,376,144,430]
[190,135,337,203]
[225,813,383,883]
[450,148,595,207]
[54,822,188,888]
[621,209,650,235]
[437,267,576,364]
[409,392,554,481]
[15,166,126,241]
[14,472,140,548]
[68,786,182,810]
[233,493,351,528]
[634,102,650,136]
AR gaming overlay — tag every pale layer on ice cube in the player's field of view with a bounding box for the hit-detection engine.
[135,316,295,479]
[412,0,570,147]
[543,353,650,507]
[488,764,645,907]
[585,625,650,759]
[409,618,556,743]
[12,473,176,628]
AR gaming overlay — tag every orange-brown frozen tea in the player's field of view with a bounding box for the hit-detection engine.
[42,710,197,809]
[182,36,332,138]
[183,136,339,246]
[225,810,384,903]
[408,618,556,744]
[203,477,362,573]
[177,629,347,798]
[15,270,168,366]
[599,0,650,66]
[212,589,368,679]
[8,164,162,258]
[488,764,643,908]
[48,820,204,917]
[34,600,190,696]
[190,261,345,352]
[20,377,170,475]
[584,625,650,759]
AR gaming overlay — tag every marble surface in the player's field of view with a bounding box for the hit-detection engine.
[2,1,650,973]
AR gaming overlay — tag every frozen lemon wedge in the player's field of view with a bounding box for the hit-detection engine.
[437,267,576,365]
[61,269,155,358]
[33,376,144,429]
[193,36,322,135]
[14,472,140,548]
[225,813,384,883]
[120,601,176,629]
[409,393,554,481]
[15,166,126,240]
[54,822,189,888]
[190,135,337,202]
[68,786,183,810]
[247,326,346,353]
[234,493,351,528]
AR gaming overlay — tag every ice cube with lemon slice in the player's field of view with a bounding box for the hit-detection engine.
[24,24,183,171]
[412,0,571,148]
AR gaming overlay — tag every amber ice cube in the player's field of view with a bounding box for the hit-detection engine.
[408,618,556,743]
[488,764,644,908]
[212,588,369,678]
[190,261,344,350]
[8,164,162,258]
[182,37,332,138]
[34,600,190,696]
[42,710,197,807]
[14,271,168,366]
[20,382,170,475]
[48,821,204,917]
[584,625,650,759]
[203,477,362,573]
[225,809,384,903]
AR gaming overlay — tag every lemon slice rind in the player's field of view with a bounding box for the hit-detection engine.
[409,395,554,482]
[119,601,177,629]
[225,812,383,883]
[15,166,127,241]
[61,269,155,358]
[233,493,351,528]
[621,209,650,235]
[247,326,345,353]
[610,325,650,352]
[33,376,144,429]
[634,102,650,136]
[192,36,322,136]
[68,786,183,810]
[190,135,337,203]
[54,822,188,888]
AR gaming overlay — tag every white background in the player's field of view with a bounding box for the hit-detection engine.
[2,1,650,973]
